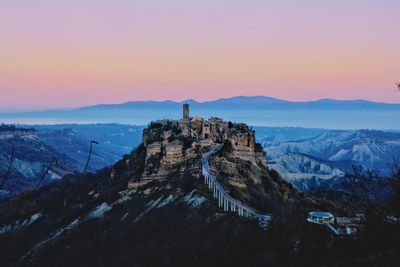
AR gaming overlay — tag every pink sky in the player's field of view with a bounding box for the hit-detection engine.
[1,0,399,111]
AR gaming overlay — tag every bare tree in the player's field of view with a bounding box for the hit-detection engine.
[35,159,58,190]
[82,140,98,176]
[387,159,400,221]
[0,148,14,190]
[345,165,388,207]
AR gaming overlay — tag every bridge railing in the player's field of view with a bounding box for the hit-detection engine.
[202,145,271,224]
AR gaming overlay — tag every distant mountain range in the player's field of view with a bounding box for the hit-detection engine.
[264,130,400,173]
[268,153,348,192]
[80,96,400,110]
[261,129,400,191]
[1,96,399,129]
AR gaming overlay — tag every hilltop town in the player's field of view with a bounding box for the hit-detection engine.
[140,104,266,179]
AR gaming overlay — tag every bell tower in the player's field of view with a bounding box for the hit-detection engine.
[183,103,189,121]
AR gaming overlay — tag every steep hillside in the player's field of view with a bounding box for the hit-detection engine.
[138,117,316,212]
[0,124,144,197]
[0,116,332,266]
[268,153,346,191]
[0,128,81,198]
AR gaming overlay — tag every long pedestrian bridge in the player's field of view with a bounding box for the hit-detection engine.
[202,145,271,229]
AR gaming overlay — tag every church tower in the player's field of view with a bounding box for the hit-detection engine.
[183,103,189,121]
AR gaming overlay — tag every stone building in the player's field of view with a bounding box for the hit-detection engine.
[177,104,258,149]
[145,104,260,154]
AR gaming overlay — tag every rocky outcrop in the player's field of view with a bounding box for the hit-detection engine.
[140,120,200,180]
[139,117,267,181]
[129,116,316,215]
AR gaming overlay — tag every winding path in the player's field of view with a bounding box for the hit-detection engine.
[202,145,271,228]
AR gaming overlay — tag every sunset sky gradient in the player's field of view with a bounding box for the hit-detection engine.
[1,0,399,111]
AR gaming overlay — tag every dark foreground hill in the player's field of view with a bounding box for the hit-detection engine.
[0,117,399,267]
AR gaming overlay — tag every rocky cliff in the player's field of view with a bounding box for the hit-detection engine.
[113,116,319,214]
[140,117,266,175]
